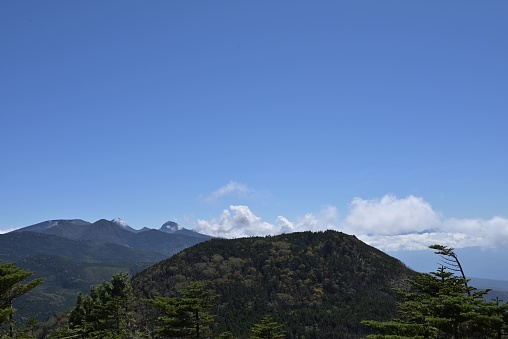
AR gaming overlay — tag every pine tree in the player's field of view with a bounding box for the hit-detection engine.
[362,245,506,339]
[143,282,218,338]
[0,261,44,338]
[250,315,285,339]
[67,272,135,338]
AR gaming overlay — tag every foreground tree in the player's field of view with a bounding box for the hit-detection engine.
[0,261,44,338]
[362,245,507,338]
[143,282,218,339]
[67,272,136,338]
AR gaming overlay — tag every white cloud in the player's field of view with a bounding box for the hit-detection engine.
[344,197,508,251]
[194,205,340,239]
[275,216,294,234]
[193,194,508,252]
[343,195,440,236]
[194,205,277,238]
[442,216,508,247]
[360,232,485,252]
[204,181,251,203]
[290,206,339,233]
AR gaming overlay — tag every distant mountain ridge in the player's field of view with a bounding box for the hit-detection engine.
[1,218,213,321]
[111,217,139,232]
[12,219,91,233]
[12,218,212,256]
[159,220,211,238]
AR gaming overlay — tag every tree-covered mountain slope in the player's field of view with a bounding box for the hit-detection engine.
[0,218,213,322]
[132,230,413,339]
[0,231,165,263]
[0,231,165,322]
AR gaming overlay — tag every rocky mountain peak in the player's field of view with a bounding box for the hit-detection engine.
[160,221,184,233]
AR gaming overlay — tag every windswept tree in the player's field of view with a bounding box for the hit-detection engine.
[143,282,218,339]
[429,244,471,295]
[0,261,44,338]
[362,245,507,339]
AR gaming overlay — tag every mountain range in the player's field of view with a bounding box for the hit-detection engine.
[0,218,212,321]
[3,217,508,334]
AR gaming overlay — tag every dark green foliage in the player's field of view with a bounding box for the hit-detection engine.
[23,234,508,338]
[363,245,508,338]
[0,231,166,263]
[133,230,413,338]
[0,219,212,321]
[143,282,218,338]
[251,315,285,339]
[67,272,136,338]
[0,261,44,337]
[0,231,164,321]
[6,253,154,322]
[15,316,39,339]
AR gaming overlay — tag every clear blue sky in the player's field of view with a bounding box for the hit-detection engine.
[1,1,507,271]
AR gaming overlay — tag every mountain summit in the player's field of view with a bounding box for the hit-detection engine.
[159,221,211,238]
[132,230,413,338]
[111,218,137,232]
[111,217,129,228]
[159,221,184,232]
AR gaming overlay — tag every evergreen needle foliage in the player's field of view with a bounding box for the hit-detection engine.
[14,234,508,339]
[132,230,413,338]
[362,245,508,339]
[250,315,285,339]
[0,261,44,338]
[143,282,218,339]
[66,272,136,338]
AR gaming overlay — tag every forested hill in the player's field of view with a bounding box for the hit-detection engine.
[132,230,414,338]
[0,218,212,321]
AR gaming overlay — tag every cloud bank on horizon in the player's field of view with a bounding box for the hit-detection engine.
[194,192,508,251]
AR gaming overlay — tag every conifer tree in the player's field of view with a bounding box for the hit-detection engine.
[250,315,285,339]
[67,272,135,338]
[0,261,44,338]
[362,245,506,339]
[143,282,218,338]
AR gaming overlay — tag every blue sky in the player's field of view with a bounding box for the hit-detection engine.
[1,1,507,276]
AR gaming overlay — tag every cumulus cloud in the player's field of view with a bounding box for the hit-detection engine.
[194,205,278,238]
[203,181,251,203]
[290,205,339,233]
[442,216,508,247]
[193,194,508,251]
[194,205,340,239]
[343,195,441,236]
